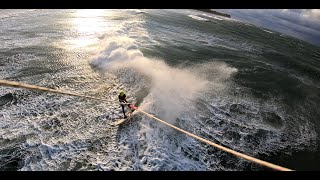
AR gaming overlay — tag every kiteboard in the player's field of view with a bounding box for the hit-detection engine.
[114,102,138,126]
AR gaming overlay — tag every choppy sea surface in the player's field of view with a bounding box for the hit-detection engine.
[0,9,320,171]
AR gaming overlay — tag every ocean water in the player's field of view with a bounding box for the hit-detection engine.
[0,9,320,171]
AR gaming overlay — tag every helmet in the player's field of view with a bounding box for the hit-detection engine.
[120,91,125,96]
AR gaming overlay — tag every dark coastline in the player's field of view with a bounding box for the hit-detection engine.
[193,9,231,18]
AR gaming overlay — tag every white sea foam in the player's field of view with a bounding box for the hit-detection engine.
[1,9,317,171]
[188,15,210,22]
[263,29,274,34]
[90,36,209,124]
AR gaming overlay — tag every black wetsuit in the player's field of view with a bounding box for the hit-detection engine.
[119,94,128,117]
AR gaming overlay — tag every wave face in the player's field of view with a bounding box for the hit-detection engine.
[0,9,320,171]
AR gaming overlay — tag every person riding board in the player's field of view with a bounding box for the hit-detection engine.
[118,91,133,118]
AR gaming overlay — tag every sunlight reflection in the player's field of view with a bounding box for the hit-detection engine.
[66,9,114,49]
[73,9,107,34]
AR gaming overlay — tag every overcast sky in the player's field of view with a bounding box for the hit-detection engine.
[219,9,320,46]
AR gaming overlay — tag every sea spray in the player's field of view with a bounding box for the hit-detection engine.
[90,38,209,123]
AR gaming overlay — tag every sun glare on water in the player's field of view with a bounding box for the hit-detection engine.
[65,9,115,49]
[73,9,107,33]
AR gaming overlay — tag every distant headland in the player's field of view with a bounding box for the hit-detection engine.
[193,9,231,18]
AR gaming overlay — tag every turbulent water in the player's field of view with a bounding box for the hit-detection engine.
[0,9,320,171]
